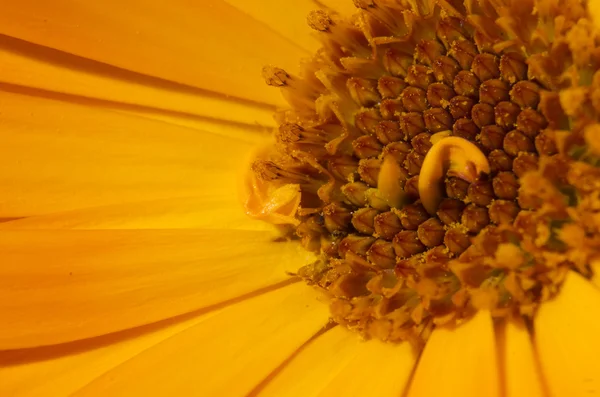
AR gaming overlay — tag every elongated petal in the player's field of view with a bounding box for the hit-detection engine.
[256,326,361,397]
[0,37,276,127]
[407,312,500,397]
[319,0,357,16]
[313,336,416,397]
[535,271,600,396]
[0,92,254,217]
[71,283,329,396]
[503,319,545,397]
[222,0,319,52]
[0,313,213,397]
[0,195,273,231]
[0,229,314,349]
[0,0,308,105]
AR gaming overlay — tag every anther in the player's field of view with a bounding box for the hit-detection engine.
[400,112,426,138]
[417,218,445,247]
[510,81,541,108]
[479,125,507,151]
[512,152,539,178]
[353,135,383,158]
[399,203,429,230]
[400,86,429,112]
[423,108,453,132]
[444,227,472,255]
[378,76,407,98]
[415,39,446,66]
[375,120,403,144]
[449,96,475,119]
[367,240,397,269]
[358,158,383,186]
[471,103,495,128]
[471,53,500,81]
[427,82,456,107]
[492,171,520,200]
[479,79,510,105]
[352,207,380,234]
[499,53,527,83]
[488,200,520,225]
[347,77,381,106]
[503,130,535,157]
[468,180,495,206]
[449,40,478,70]
[374,211,403,240]
[516,109,548,139]
[406,65,435,90]
[380,99,404,120]
[452,118,479,141]
[393,230,427,258]
[433,56,461,85]
[437,198,466,225]
[488,149,514,173]
[307,10,334,32]
[262,66,290,86]
[342,182,370,206]
[453,70,480,98]
[461,204,490,233]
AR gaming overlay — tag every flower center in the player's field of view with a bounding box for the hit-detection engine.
[249,0,600,346]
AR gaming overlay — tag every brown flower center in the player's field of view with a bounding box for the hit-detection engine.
[250,0,600,346]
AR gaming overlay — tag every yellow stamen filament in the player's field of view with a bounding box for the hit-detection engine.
[419,137,490,214]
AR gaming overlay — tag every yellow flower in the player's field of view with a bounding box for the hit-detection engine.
[0,1,599,397]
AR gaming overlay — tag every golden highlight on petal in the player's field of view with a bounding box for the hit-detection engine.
[0,195,275,232]
[0,36,276,128]
[502,319,546,397]
[0,312,213,396]
[0,91,253,217]
[0,0,308,105]
[0,229,313,349]
[407,311,499,397]
[535,271,600,397]
[72,283,330,396]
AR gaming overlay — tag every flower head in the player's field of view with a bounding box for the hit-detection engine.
[1,1,600,396]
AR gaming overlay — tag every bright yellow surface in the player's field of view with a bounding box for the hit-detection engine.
[73,283,329,396]
[407,311,500,397]
[536,271,600,397]
[0,91,255,217]
[0,0,308,105]
[0,229,314,349]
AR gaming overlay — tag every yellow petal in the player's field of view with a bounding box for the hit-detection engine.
[0,0,307,105]
[311,335,416,397]
[121,110,272,144]
[0,312,214,397]
[72,283,329,396]
[502,319,546,397]
[535,271,600,396]
[0,229,314,349]
[256,326,361,397]
[0,36,276,128]
[0,195,274,231]
[319,0,357,16]
[407,311,500,397]
[222,0,319,52]
[0,91,253,217]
